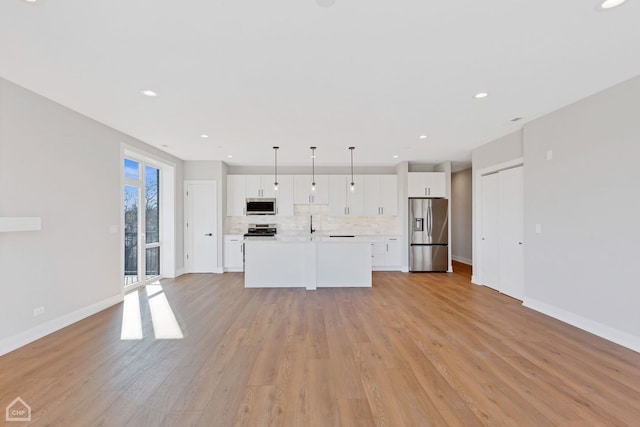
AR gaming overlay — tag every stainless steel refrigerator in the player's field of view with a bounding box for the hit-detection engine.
[409,198,449,272]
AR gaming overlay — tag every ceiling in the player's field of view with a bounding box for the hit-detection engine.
[1,1,639,169]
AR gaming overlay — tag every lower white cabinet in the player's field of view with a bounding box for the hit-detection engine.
[370,236,401,270]
[224,235,244,272]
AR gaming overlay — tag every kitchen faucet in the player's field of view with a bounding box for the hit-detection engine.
[310,215,316,234]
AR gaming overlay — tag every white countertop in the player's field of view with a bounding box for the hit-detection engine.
[243,235,375,243]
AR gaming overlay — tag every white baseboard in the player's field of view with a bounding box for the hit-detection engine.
[471,275,482,285]
[0,294,123,357]
[524,298,640,353]
[372,266,402,272]
[224,267,244,272]
[174,268,185,277]
[452,255,472,265]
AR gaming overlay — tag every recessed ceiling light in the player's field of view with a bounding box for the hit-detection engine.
[140,90,157,97]
[601,0,626,9]
[474,92,489,99]
[200,134,208,138]
[392,155,399,159]
[23,0,38,3]
[419,135,427,140]
[227,155,233,158]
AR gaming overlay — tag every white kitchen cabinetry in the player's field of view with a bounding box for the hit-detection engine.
[227,175,294,216]
[408,172,446,198]
[274,175,294,216]
[328,175,365,216]
[365,175,398,216]
[227,175,247,216]
[246,175,277,198]
[224,235,244,272]
[370,236,401,270]
[294,175,329,204]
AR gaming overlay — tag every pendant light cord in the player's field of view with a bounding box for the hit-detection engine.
[349,146,355,189]
[273,146,279,189]
[310,146,316,189]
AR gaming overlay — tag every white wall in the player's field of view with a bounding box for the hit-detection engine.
[0,77,184,354]
[472,131,524,171]
[522,75,640,350]
[471,131,523,274]
[451,168,472,264]
[471,76,640,351]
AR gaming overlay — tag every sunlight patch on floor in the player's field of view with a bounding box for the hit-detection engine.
[148,290,184,339]
[120,290,143,340]
[120,282,184,340]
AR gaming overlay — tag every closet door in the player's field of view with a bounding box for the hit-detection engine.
[499,166,524,300]
[481,173,500,290]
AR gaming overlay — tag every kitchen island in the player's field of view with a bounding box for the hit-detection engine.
[243,236,372,289]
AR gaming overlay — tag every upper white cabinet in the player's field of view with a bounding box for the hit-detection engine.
[294,175,329,204]
[365,175,398,216]
[274,175,294,216]
[328,175,365,216]
[246,175,277,198]
[227,175,247,216]
[227,175,294,216]
[408,172,446,198]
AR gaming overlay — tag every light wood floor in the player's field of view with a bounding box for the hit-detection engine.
[2,263,640,426]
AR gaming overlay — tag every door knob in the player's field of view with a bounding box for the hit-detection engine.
[518,242,523,245]
[205,233,213,236]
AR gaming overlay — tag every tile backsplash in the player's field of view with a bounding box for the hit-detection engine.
[225,204,402,236]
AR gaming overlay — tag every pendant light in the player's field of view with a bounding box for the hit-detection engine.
[310,146,317,192]
[273,146,279,191]
[349,146,356,192]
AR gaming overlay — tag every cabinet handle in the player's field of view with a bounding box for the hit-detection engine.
[386,244,389,252]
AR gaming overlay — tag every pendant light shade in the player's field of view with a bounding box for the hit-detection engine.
[273,146,279,191]
[349,146,355,192]
[310,146,317,192]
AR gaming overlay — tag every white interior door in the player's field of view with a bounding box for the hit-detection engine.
[185,181,217,273]
[499,166,525,300]
[481,173,500,290]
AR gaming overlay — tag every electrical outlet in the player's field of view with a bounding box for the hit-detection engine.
[33,306,45,317]
[546,150,553,160]
[535,224,542,234]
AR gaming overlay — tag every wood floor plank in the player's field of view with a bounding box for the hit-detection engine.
[2,263,640,426]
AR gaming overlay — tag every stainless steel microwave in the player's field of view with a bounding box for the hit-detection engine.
[246,198,276,215]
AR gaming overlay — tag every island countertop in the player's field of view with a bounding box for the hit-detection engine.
[243,236,372,289]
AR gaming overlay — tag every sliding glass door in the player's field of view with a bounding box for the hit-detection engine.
[124,158,161,287]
